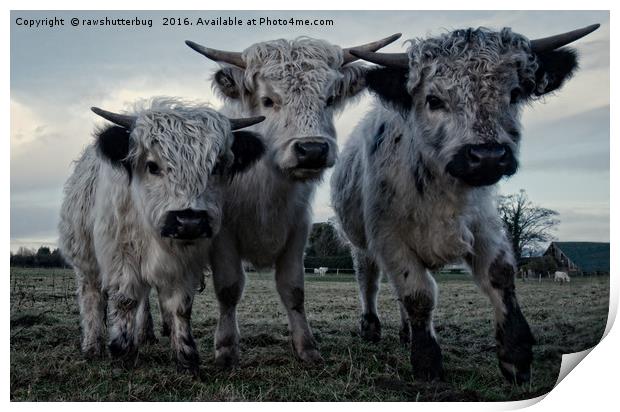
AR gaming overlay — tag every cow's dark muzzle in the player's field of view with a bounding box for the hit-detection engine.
[446,143,518,187]
[161,209,212,240]
[294,140,330,170]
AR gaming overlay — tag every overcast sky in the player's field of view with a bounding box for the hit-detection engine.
[10,10,609,251]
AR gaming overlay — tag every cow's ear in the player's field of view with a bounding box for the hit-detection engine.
[366,66,412,112]
[337,64,368,100]
[97,126,130,164]
[213,66,246,100]
[96,126,132,176]
[534,48,579,96]
[228,131,265,176]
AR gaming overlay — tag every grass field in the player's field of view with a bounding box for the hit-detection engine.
[10,267,609,401]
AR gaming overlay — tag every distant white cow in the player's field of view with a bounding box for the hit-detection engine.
[554,271,571,283]
[58,98,265,375]
[313,267,328,276]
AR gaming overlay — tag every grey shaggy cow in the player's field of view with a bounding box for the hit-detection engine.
[331,25,598,383]
[184,34,400,366]
[58,98,265,375]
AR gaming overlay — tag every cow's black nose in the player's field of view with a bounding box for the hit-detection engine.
[294,141,329,169]
[465,144,508,168]
[446,143,517,187]
[161,209,212,240]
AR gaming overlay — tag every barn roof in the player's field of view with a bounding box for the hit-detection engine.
[548,242,610,272]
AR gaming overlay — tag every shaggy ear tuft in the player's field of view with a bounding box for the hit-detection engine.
[97,126,131,164]
[338,64,368,100]
[229,131,265,176]
[366,67,412,112]
[534,48,579,96]
[213,67,245,100]
[96,126,132,177]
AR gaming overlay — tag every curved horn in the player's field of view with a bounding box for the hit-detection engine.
[91,107,136,128]
[185,40,246,68]
[342,33,402,65]
[530,23,600,53]
[228,116,266,131]
[348,49,409,69]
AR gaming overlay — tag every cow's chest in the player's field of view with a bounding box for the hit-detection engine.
[225,181,310,269]
[236,215,292,268]
[400,211,474,268]
[372,189,475,269]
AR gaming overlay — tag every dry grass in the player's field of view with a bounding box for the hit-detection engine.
[10,267,609,401]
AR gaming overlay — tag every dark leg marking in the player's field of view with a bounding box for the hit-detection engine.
[290,287,305,313]
[218,281,242,308]
[360,313,382,343]
[403,292,443,381]
[489,256,535,385]
[108,294,138,365]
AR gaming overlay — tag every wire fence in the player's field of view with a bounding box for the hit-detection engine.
[10,269,76,312]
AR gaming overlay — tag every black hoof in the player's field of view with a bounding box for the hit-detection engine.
[411,333,444,381]
[161,322,171,337]
[215,350,240,370]
[499,360,531,385]
[360,313,382,343]
[496,314,535,385]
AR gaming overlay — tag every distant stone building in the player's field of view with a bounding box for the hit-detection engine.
[544,242,610,275]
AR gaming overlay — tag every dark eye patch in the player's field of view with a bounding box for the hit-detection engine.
[261,97,274,108]
[146,161,161,175]
[426,95,445,111]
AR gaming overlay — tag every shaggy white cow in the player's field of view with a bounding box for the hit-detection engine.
[58,98,265,375]
[184,34,400,367]
[554,271,571,283]
[314,267,328,276]
[331,25,598,383]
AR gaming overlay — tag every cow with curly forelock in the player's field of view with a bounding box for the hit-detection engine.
[331,25,598,383]
[184,34,400,366]
[58,98,265,375]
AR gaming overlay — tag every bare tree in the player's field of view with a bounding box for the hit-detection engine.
[497,190,560,261]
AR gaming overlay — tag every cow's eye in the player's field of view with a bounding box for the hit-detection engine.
[510,87,523,104]
[426,95,445,111]
[146,161,161,175]
[261,97,274,108]
[325,95,335,107]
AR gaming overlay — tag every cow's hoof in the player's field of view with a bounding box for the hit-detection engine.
[108,338,138,364]
[499,360,531,385]
[139,332,159,345]
[161,323,171,337]
[496,314,535,385]
[82,343,104,360]
[177,362,200,378]
[360,313,382,343]
[297,348,324,365]
[411,336,444,381]
[215,347,240,370]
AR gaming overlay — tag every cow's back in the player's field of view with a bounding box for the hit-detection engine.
[58,146,101,271]
[331,108,387,250]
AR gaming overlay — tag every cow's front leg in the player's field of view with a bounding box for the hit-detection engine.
[275,229,322,364]
[158,292,172,337]
[107,288,143,365]
[352,248,382,343]
[385,259,443,381]
[469,244,535,384]
[210,231,244,369]
[158,287,199,376]
[136,293,158,345]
